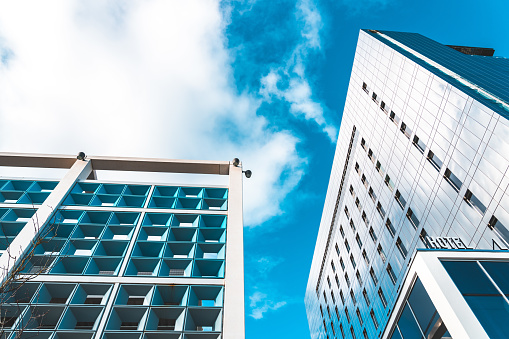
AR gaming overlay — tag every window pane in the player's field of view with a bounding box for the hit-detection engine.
[480,261,509,294]
[397,303,424,339]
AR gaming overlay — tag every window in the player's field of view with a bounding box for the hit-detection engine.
[327,276,332,288]
[345,306,351,322]
[345,273,351,287]
[444,168,462,192]
[350,326,357,339]
[350,290,357,305]
[400,122,411,138]
[349,185,355,197]
[413,135,426,153]
[389,111,399,124]
[340,257,346,270]
[355,197,362,211]
[387,264,397,284]
[363,329,369,339]
[419,229,429,247]
[370,309,379,329]
[340,225,345,238]
[370,268,378,285]
[362,82,368,93]
[361,138,367,151]
[406,208,419,228]
[367,149,375,163]
[335,274,340,287]
[362,211,369,226]
[340,323,346,339]
[355,162,361,174]
[386,218,396,237]
[375,160,384,176]
[427,150,442,170]
[356,271,362,285]
[344,206,350,219]
[335,243,340,256]
[356,308,364,326]
[331,260,336,273]
[488,215,509,245]
[376,202,385,218]
[464,189,487,214]
[327,305,331,318]
[377,244,386,263]
[350,254,357,269]
[350,219,356,232]
[395,190,406,208]
[323,291,328,303]
[331,321,336,336]
[340,290,345,304]
[368,187,376,202]
[355,234,363,249]
[345,239,351,252]
[369,227,377,242]
[380,101,387,112]
[362,250,369,265]
[362,289,370,306]
[384,174,394,191]
[378,288,387,308]
[396,237,408,258]
[371,92,378,103]
[335,306,340,320]
[361,174,368,188]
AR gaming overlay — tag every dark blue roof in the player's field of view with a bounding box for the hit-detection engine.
[363,30,509,118]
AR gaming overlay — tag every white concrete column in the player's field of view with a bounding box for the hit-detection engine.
[416,253,489,339]
[223,162,245,339]
[0,159,93,286]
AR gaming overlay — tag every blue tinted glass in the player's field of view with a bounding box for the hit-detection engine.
[391,327,403,339]
[397,303,424,339]
[441,261,499,294]
[465,296,509,339]
[480,261,509,294]
[408,278,437,334]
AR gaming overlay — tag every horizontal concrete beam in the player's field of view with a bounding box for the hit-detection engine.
[0,152,230,175]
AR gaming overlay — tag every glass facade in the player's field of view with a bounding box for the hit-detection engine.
[0,175,234,339]
[306,29,509,339]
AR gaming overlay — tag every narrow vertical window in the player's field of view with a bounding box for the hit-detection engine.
[350,289,357,305]
[370,309,379,329]
[362,82,368,93]
[355,234,363,249]
[396,237,408,258]
[362,288,370,306]
[356,308,364,326]
[444,168,462,192]
[387,264,397,285]
[369,268,378,285]
[386,218,395,237]
[377,244,386,263]
[427,150,442,170]
[413,135,425,153]
[395,190,406,208]
[406,208,419,228]
[362,250,369,265]
[378,288,387,308]
[369,227,377,242]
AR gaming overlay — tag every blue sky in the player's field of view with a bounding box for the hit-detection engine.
[0,0,508,338]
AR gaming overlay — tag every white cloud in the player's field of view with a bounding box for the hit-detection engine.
[248,291,287,320]
[0,0,307,227]
[259,0,337,141]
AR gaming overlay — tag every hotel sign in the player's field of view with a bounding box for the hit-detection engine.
[425,236,472,250]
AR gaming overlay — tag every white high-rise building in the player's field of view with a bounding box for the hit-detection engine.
[0,153,245,339]
[306,29,509,339]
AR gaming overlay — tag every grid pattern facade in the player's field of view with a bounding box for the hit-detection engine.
[306,30,509,339]
[0,173,234,339]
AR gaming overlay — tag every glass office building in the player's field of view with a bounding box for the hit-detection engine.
[306,29,509,339]
[382,250,509,339]
[0,153,245,339]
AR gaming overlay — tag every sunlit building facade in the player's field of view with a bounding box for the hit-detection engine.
[0,153,245,339]
[306,29,509,339]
